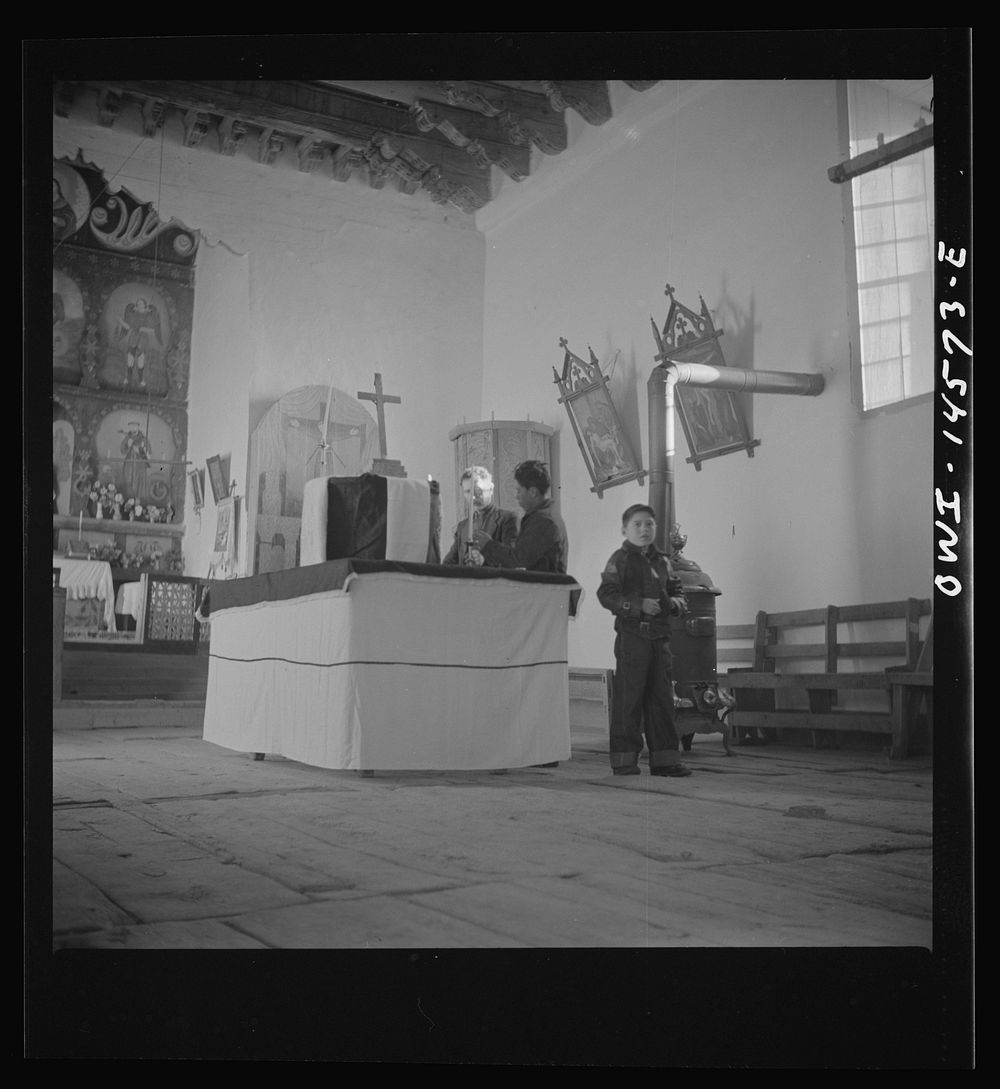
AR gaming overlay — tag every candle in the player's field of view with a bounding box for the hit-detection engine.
[78,511,83,536]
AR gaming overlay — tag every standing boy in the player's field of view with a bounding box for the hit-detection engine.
[596,504,692,777]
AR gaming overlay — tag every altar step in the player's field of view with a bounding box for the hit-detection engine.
[58,647,210,703]
[53,700,206,730]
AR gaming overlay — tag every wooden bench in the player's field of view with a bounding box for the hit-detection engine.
[716,599,932,758]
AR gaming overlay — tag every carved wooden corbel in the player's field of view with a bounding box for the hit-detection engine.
[410,100,527,180]
[365,156,391,190]
[257,128,285,165]
[541,81,612,126]
[396,175,422,196]
[495,110,531,149]
[182,110,211,148]
[218,117,248,157]
[96,89,122,128]
[329,145,363,183]
[296,136,326,173]
[440,82,499,117]
[141,98,167,138]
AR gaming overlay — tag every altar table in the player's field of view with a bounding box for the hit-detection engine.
[52,555,117,633]
[203,559,580,771]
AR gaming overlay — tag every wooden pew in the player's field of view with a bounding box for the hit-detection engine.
[885,617,934,761]
[717,599,932,758]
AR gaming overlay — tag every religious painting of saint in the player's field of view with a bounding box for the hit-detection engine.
[580,401,633,482]
[553,340,645,498]
[116,296,163,388]
[675,384,755,467]
[119,421,153,497]
[562,382,642,494]
[92,408,178,509]
[101,283,171,391]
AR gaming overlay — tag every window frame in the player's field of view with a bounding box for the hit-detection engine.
[836,78,935,417]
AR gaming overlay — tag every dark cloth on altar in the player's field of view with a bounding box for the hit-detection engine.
[207,557,580,612]
[324,474,440,564]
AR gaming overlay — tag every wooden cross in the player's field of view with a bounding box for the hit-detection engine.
[358,372,401,459]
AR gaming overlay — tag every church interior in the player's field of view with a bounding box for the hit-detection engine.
[29,34,972,1066]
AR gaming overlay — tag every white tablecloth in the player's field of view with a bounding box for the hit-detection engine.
[114,582,144,621]
[52,556,117,632]
[203,561,578,771]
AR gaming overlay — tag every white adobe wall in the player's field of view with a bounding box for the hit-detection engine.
[55,98,485,578]
[476,80,934,672]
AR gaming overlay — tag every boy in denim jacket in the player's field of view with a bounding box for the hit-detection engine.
[596,504,692,777]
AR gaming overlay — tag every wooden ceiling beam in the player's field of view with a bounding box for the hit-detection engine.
[437,81,568,153]
[540,81,613,125]
[82,79,495,193]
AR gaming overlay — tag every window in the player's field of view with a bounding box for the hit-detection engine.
[842,79,934,412]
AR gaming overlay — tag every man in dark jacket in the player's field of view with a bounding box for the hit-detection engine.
[474,460,568,574]
[443,466,518,565]
[596,503,692,777]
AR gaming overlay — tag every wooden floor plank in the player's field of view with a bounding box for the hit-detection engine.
[49,722,936,950]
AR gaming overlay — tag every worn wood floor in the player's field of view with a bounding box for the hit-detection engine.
[50,716,932,951]
[34,710,971,1065]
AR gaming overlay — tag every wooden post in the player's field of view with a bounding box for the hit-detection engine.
[808,605,839,748]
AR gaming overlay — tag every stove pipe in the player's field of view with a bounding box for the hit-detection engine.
[647,361,825,551]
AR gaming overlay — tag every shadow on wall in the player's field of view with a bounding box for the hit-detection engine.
[712,279,759,440]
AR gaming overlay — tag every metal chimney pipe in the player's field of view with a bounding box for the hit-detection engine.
[647,362,825,552]
[667,361,826,397]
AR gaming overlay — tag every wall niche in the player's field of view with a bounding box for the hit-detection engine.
[52,151,199,531]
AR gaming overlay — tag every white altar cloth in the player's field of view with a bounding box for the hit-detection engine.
[203,560,579,770]
[52,555,116,632]
[114,582,144,621]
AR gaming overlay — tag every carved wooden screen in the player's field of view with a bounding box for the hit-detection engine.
[448,420,553,516]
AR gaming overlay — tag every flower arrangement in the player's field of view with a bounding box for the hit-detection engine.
[84,482,174,524]
[88,481,124,519]
[122,497,174,523]
[121,543,164,570]
[88,544,124,565]
[86,542,181,572]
